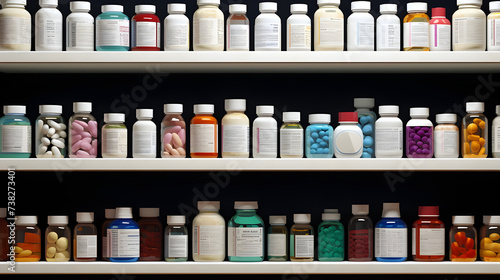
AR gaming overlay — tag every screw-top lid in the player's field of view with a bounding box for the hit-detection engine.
[379,105,399,116]
[105,209,116,219]
[436,113,457,124]
[164,103,183,114]
[294,214,311,224]
[407,2,427,13]
[354,98,375,109]
[167,215,186,225]
[491,1,500,12]
[168,3,186,13]
[39,0,57,7]
[418,206,439,217]
[198,201,220,210]
[484,215,500,225]
[309,113,331,124]
[234,201,258,210]
[382,203,401,218]
[496,105,500,115]
[39,105,62,114]
[452,215,474,225]
[4,105,26,114]
[269,215,286,224]
[104,113,125,123]
[339,112,358,122]
[229,4,246,14]
[256,105,274,116]
[15,216,37,225]
[102,4,123,13]
[225,99,246,112]
[432,7,446,17]
[318,0,340,6]
[466,102,484,113]
[115,207,133,219]
[0,208,6,218]
[351,1,370,11]
[135,4,155,14]
[136,108,153,119]
[283,112,300,122]
[410,107,429,118]
[73,102,92,113]
[322,209,340,220]
[352,204,369,215]
[457,0,482,6]
[198,0,219,5]
[380,3,397,13]
[48,215,68,225]
[76,212,94,223]
[260,2,277,12]
[139,207,159,217]
[291,3,307,13]
[194,104,214,114]
[4,0,27,5]
[70,1,91,12]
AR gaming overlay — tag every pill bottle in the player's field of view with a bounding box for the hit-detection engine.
[36,105,66,158]
[406,107,433,158]
[430,8,451,51]
[305,114,333,158]
[164,3,189,51]
[131,5,160,51]
[0,105,31,158]
[228,201,265,262]
[192,201,225,262]
[479,215,500,261]
[290,214,314,262]
[375,203,407,262]
[191,104,218,158]
[102,113,127,158]
[334,112,363,158]
[15,216,41,262]
[66,1,94,51]
[453,0,486,51]
[280,112,304,158]
[132,109,156,158]
[162,104,186,158]
[0,208,7,261]
[268,215,288,261]
[226,4,249,51]
[450,215,477,262]
[488,2,500,51]
[0,0,31,51]
[35,0,62,51]
[193,0,224,51]
[375,105,402,158]
[69,102,97,159]
[376,4,400,51]
[45,215,71,262]
[434,113,459,158]
[101,209,115,261]
[96,5,129,51]
[354,98,376,158]
[462,102,488,158]
[318,209,344,261]
[493,105,500,158]
[403,2,430,51]
[165,215,188,262]
[348,204,373,261]
[222,99,249,158]
[347,1,374,51]
[287,4,311,51]
[73,212,97,262]
[255,2,281,51]
[412,206,445,262]
[253,105,277,158]
[108,207,140,262]
[138,208,162,261]
[314,0,344,51]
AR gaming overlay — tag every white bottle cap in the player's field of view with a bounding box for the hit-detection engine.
[164,103,183,114]
[136,108,153,119]
[48,215,69,225]
[382,203,401,218]
[0,208,6,218]
[352,204,369,215]
[168,3,186,13]
[229,4,246,14]
[309,113,331,124]
[291,3,307,13]
[234,201,258,210]
[73,102,92,113]
[167,215,186,225]
[380,3,397,13]
[490,1,500,12]
[269,215,286,224]
[39,105,62,114]
[4,105,26,114]
[436,113,457,124]
[283,112,301,122]
[260,2,277,12]
[294,214,311,224]
[198,201,220,210]
[351,1,370,11]
[407,2,427,13]
[76,212,94,223]
[194,104,215,114]
[466,102,484,113]
[354,98,375,109]
[496,105,500,115]
[452,215,474,225]
[104,113,125,123]
[105,209,116,219]
[378,105,399,116]
[70,1,91,12]
[484,215,500,225]
[322,212,340,220]
[40,0,57,7]
[318,0,341,6]
[115,207,133,219]
[140,207,159,217]
[4,0,27,5]
[102,4,123,13]
[15,216,37,226]
[256,105,274,116]
[225,99,246,112]
[410,107,429,118]
[198,0,219,5]
[457,0,482,6]
[135,4,155,14]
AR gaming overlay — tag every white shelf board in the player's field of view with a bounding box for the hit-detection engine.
[1,51,500,73]
[1,158,499,172]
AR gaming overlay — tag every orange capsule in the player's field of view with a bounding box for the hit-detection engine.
[467,123,478,134]
[464,142,471,154]
[468,135,480,141]
[479,137,486,146]
[479,121,486,129]
[471,141,481,153]
[473,118,482,125]
[466,238,475,250]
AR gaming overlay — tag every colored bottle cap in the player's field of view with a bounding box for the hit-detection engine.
[418,206,439,217]
[432,7,446,17]
[0,208,6,218]
[339,112,358,122]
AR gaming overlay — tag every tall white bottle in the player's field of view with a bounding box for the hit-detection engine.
[287,4,311,51]
[376,4,400,51]
[35,0,63,51]
[255,2,281,51]
[66,1,94,51]
[347,1,374,51]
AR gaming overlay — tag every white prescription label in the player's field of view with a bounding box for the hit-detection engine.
[134,21,159,47]
[430,24,451,50]
[37,18,62,47]
[256,127,277,154]
[194,18,223,46]
[228,227,263,257]
[1,125,31,153]
[102,128,127,155]
[489,19,500,47]
[193,225,224,255]
[96,19,130,47]
[255,22,280,48]
[280,129,304,156]
[107,228,140,258]
[494,125,500,153]
[404,22,429,48]
[165,22,189,47]
[289,24,311,48]
[318,17,343,45]
[228,24,249,50]
[190,124,217,153]
[268,233,287,256]
[294,235,314,258]
[375,228,407,258]
[68,20,94,48]
[356,21,374,47]
[375,127,402,151]
[417,228,445,256]
[454,17,486,44]
[133,130,156,154]
[0,17,31,45]
[76,235,98,258]
[167,235,188,258]
[378,23,400,49]
[434,130,458,156]
[222,125,249,153]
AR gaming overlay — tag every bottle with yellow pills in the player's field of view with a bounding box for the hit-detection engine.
[479,216,500,262]
[462,102,488,158]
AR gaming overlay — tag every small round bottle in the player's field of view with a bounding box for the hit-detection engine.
[138,208,163,261]
[66,1,94,51]
[306,114,334,158]
[73,212,97,262]
[253,105,277,158]
[15,216,41,262]
[403,2,430,51]
[102,113,127,158]
[35,0,63,51]
[69,102,98,158]
[375,203,407,262]
[228,201,265,262]
[35,105,66,158]
[131,4,160,51]
[190,104,218,158]
[96,5,129,51]
[479,215,500,261]
[0,0,31,51]
[375,105,403,158]
[318,209,344,261]
[108,207,140,262]
[255,2,281,51]
[376,4,400,51]
[354,98,376,158]
[430,8,451,51]
[164,3,189,51]
[434,113,459,158]
[101,209,115,261]
[280,112,303,158]
[347,1,374,51]
[493,105,500,158]
[314,0,344,51]
[348,204,373,261]
[453,0,486,51]
[192,201,225,262]
[222,99,249,158]
[450,215,477,262]
[161,104,186,158]
[334,112,363,158]
[45,215,71,262]
[488,2,500,51]
[268,215,288,261]
[226,4,249,51]
[193,0,224,51]
[290,214,314,262]
[406,107,433,158]
[165,215,188,262]
[462,102,488,158]
[133,109,156,158]
[0,105,31,158]
[287,4,311,51]
[412,206,445,262]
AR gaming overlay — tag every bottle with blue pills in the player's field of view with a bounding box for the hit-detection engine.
[305,114,333,158]
[96,5,130,51]
[108,207,140,262]
[354,98,376,158]
[375,203,407,262]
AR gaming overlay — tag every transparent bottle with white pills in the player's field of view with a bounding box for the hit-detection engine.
[66,1,94,51]
[133,109,156,158]
[253,105,277,158]
[287,4,311,51]
[314,0,344,51]
[102,113,127,158]
[376,4,400,51]
[375,105,403,158]
[36,105,66,158]
[255,2,281,51]
[227,4,249,51]
[0,0,31,51]
[347,1,374,51]
[164,4,189,51]
[222,99,249,158]
[35,0,63,51]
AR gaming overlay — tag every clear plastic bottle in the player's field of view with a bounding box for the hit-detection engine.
[450,215,477,262]
[462,102,488,158]
[376,4,400,51]
[280,112,303,158]
[434,113,459,158]
[222,99,249,158]
[190,104,218,158]
[306,114,333,158]
[479,215,500,261]
[102,113,127,158]
[287,4,311,51]
[45,215,71,262]
[66,1,94,51]
[165,215,188,262]
[348,204,373,261]
[192,201,225,262]
[267,215,288,261]
[430,8,451,51]
[290,214,314,262]
[412,206,445,262]
[73,212,97,262]
[318,209,344,261]
[255,2,281,51]
[96,5,129,51]
[15,216,41,262]
[493,105,500,158]
[161,104,186,158]
[228,201,265,262]
[101,209,115,261]
[35,105,67,158]
[108,207,140,262]
[131,5,160,51]
[164,3,189,51]
[133,109,156,158]
[193,0,224,51]
[0,208,7,261]
[138,208,162,261]
[375,203,407,262]
[453,0,486,51]
[375,105,403,158]
[69,102,97,158]
[334,112,363,158]
[406,107,433,158]
[354,98,376,158]
[403,2,430,51]
[0,0,31,51]
[226,4,249,51]
[0,105,31,158]
[487,2,500,51]
[253,105,277,158]
[347,1,374,51]
[314,0,344,51]
[35,0,62,51]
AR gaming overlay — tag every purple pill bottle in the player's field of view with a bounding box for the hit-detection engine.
[406,107,433,158]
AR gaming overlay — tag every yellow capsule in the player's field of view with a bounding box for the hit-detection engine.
[478,147,486,155]
[468,135,480,141]
[481,250,497,257]
[491,233,500,241]
[479,137,486,146]
[479,121,486,129]
[491,243,500,253]
[473,118,482,125]
[467,123,478,134]
[14,246,24,253]
[471,141,481,153]
[17,249,32,258]
[464,142,471,154]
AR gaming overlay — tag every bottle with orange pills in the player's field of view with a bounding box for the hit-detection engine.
[462,102,488,158]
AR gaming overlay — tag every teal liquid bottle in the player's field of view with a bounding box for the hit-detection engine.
[0,106,31,158]
[108,207,140,262]
[96,5,130,51]
[318,209,344,261]
[228,201,265,262]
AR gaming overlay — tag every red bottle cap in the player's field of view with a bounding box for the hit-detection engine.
[432,7,446,18]
[419,206,439,216]
[338,112,358,122]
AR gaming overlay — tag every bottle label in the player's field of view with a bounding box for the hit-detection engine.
[193,225,224,255]
[228,24,249,50]
[107,228,140,258]
[69,20,94,48]
[334,129,363,155]
[355,21,374,47]
[102,128,127,155]
[268,233,286,256]
[167,235,188,258]
[190,124,217,153]
[132,21,160,48]
[289,24,311,49]
[404,22,429,48]
[76,235,98,258]
[453,17,486,45]
[255,127,277,155]
[494,124,500,153]
[133,130,156,155]
[430,24,451,50]
[1,125,31,153]
[222,124,249,153]
[280,129,304,156]
[37,18,62,47]
[194,18,224,46]
[102,235,109,258]
[255,22,280,48]
[96,19,130,47]
[228,227,263,257]
[378,23,400,49]
[375,228,407,258]
[318,17,343,45]
[434,130,458,156]
[165,22,189,47]
[375,127,402,151]
[413,228,445,256]
[293,235,314,258]
[488,19,500,47]
[0,17,31,45]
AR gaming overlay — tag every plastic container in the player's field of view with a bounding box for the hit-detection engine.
[0,105,31,158]
[193,0,224,51]
[453,0,486,51]
[287,4,311,51]
[375,105,403,158]
[375,203,407,262]
[255,2,281,51]
[376,4,400,51]
[226,4,249,51]
[462,102,488,158]
[69,102,97,158]
[318,209,344,261]
[354,98,376,158]
[290,214,314,262]
[450,215,477,262]
[165,215,188,262]
[138,208,162,261]
[306,114,333,158]
[222,99,249,158]
[430,7,451,51]
[406,107,433,158]
[280,112,303,158]
[45,215,71,262]
[164,3,189,51]
[334,112,363,158]
[131,5,160,51]
[0,0,31,51]
[403,2,430,51]
[412,206,445,261]
[192,201,225,262]
[73,212,97,262]
[15,216,41,262]
[35,105,66,158]
[0,208,7,261]
[102,113,127,158]
[267,215,288,261]
[488,2,500,51]
[161,104,186,158]
[347,1,374,51]
[66,1,94,51]
[348,204,373,261]
[479,216,500,261]
[190,104,218,158]
[228,201,265,262]
[96,5,129,51]
[492,105,500,158]
[101,209,115,261]
[132,109,156,158]
[35,0,63,51]
[108,207,140,262]
[314,0,344,51]
[434,113,459,158]
[253,105,277,158]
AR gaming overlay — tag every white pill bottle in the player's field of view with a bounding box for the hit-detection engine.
[164,3,190,51]
[192,201,226,262]
[253,105,277,158]
[36,105,67,158]
[434,113,459,158]
[376,4,400,51]
[487,1,500,51]
[347,1,374,51]
[452,0,486,51]
[66,1,94,51]
[375,105,403,158]
[35,0,63,51]
[193,0,224,51]
[287,4,311,51]
[0,0,31,51]
[102,113,128,158]
[133,109,156,158]
[314,0,344,51]
[255,2,281,51]
[493,105,500,158]
[221,99,249,158]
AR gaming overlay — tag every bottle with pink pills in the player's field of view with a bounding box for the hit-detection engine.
[161,104,186,158]
[69,102,98,158]
[406,107,433,158]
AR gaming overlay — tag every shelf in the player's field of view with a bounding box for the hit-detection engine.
[1,158,499,172]
[1,51,500,73]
